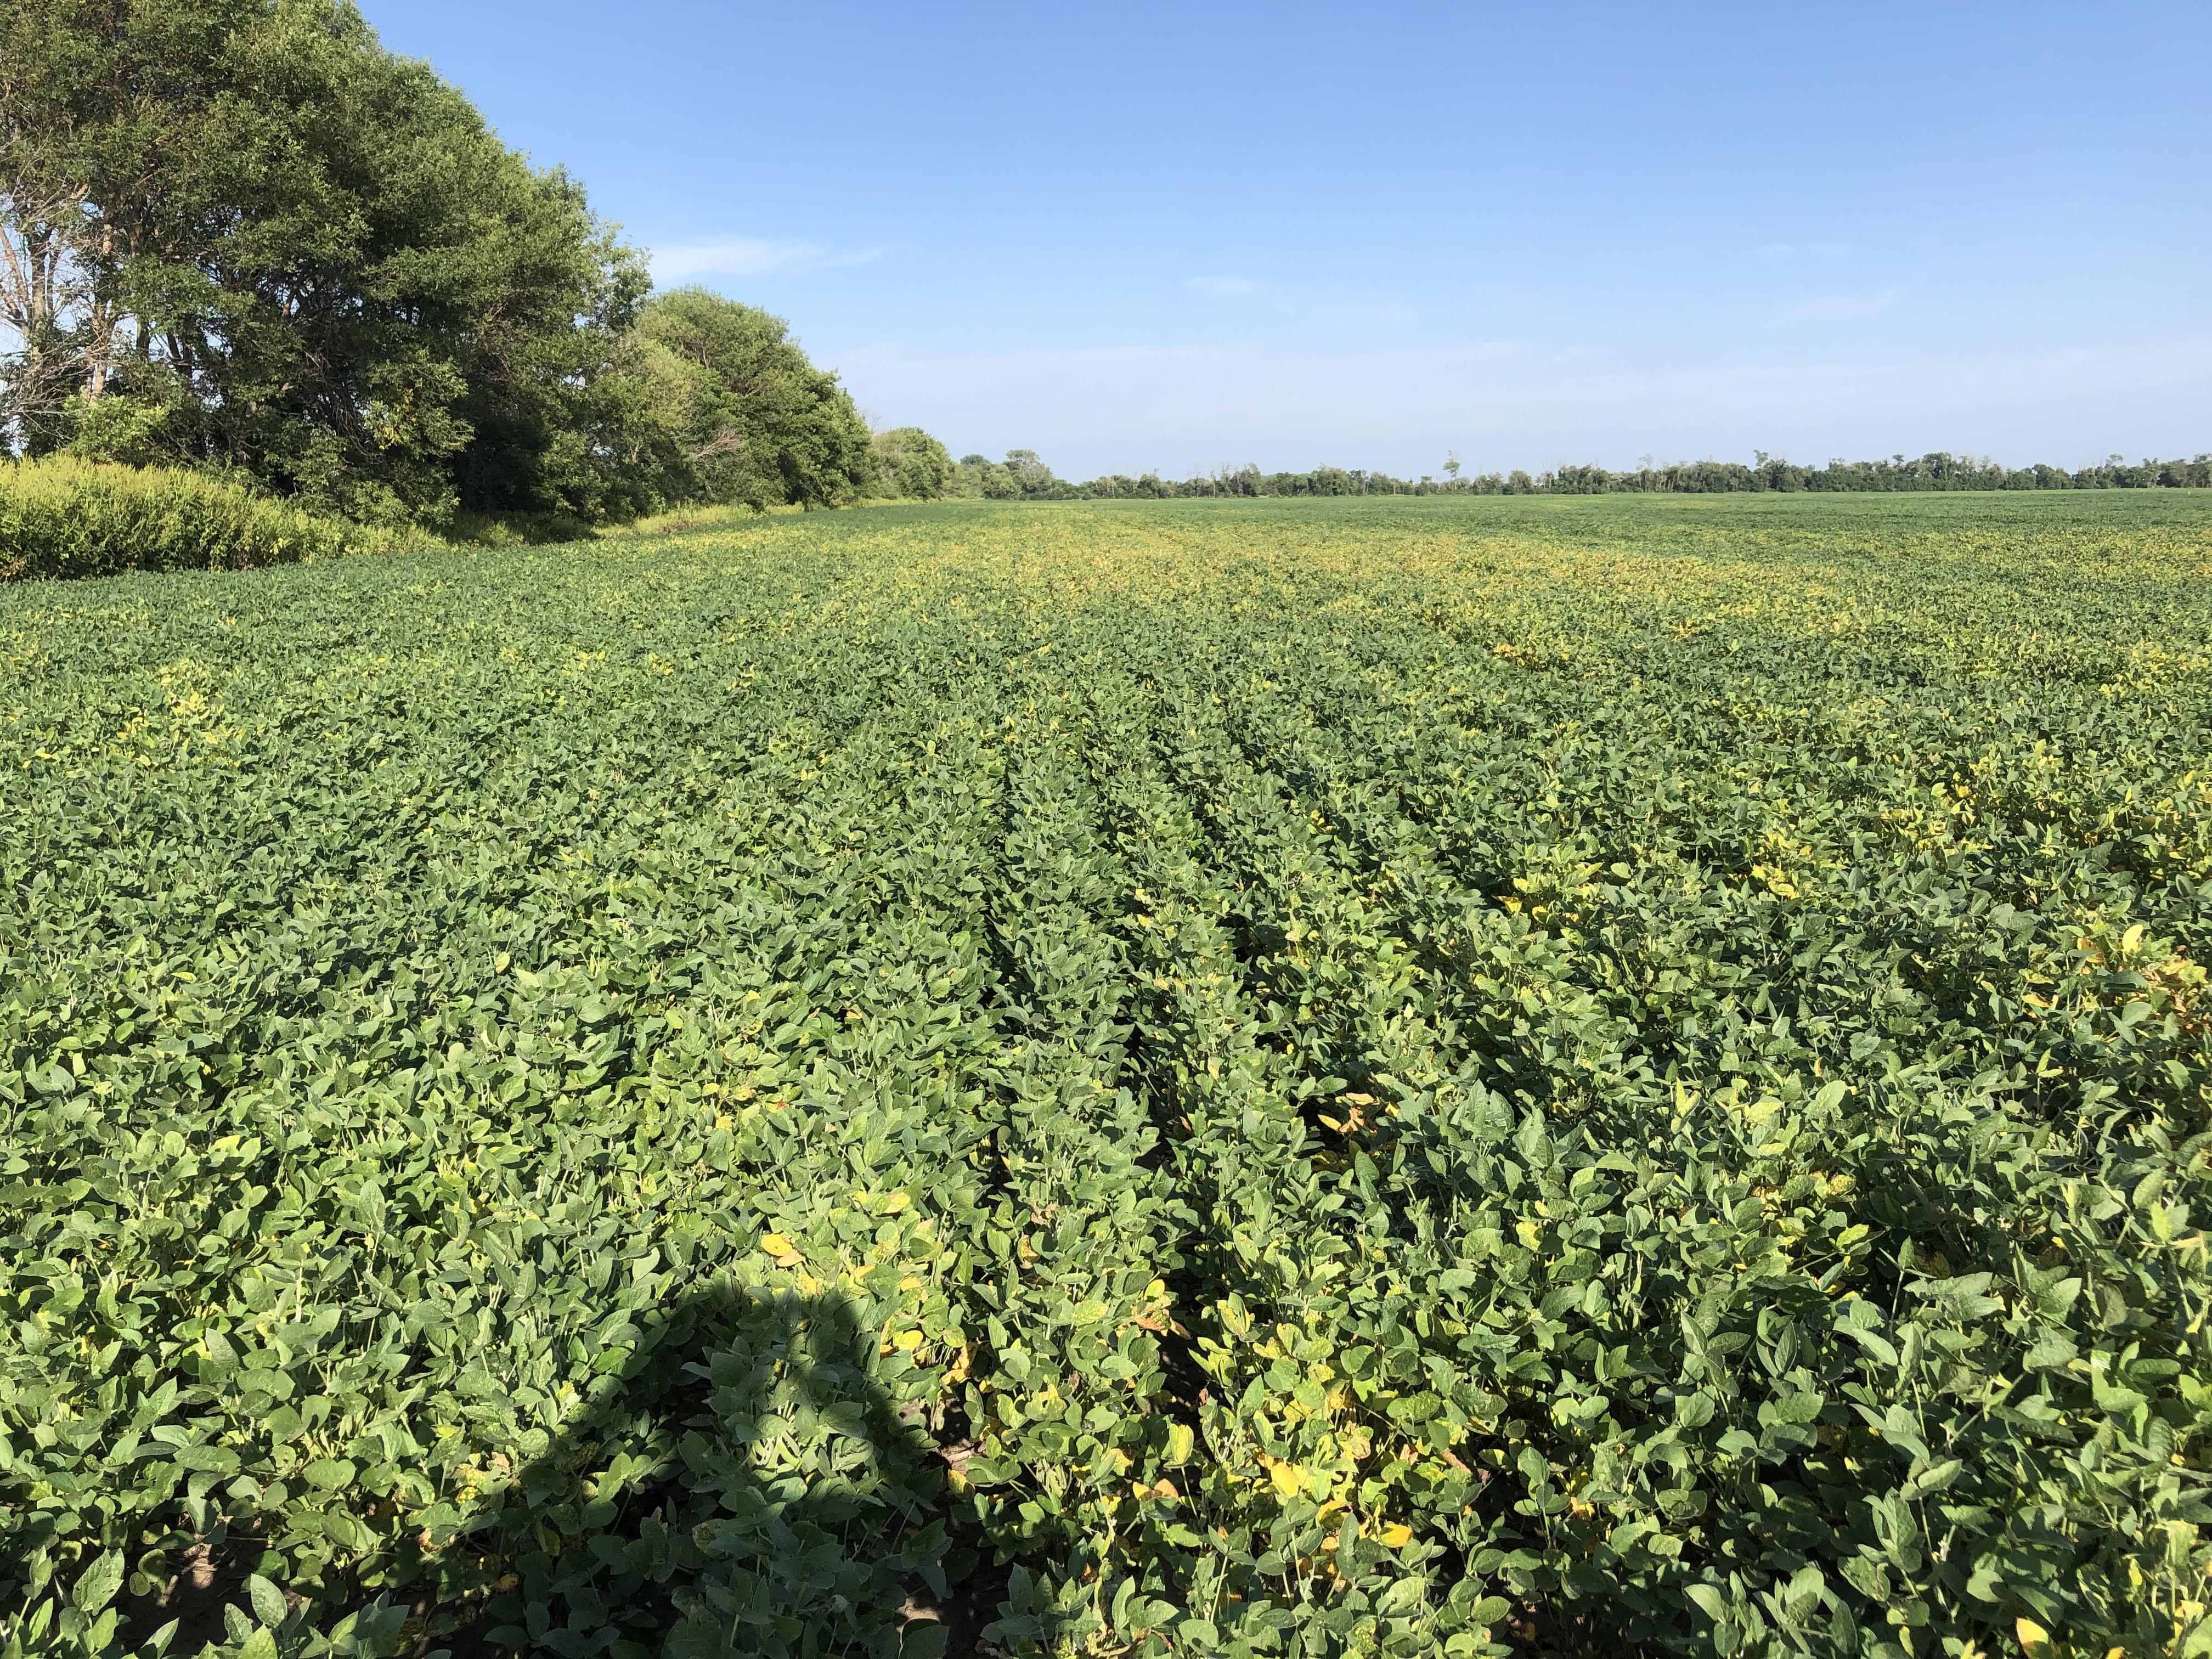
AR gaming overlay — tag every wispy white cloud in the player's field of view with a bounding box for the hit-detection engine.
[647,239,883,283]
[1790,287,1900,321]
[1183,274,1415,330]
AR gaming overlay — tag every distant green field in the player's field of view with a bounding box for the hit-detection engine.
[5,493,2211,1659]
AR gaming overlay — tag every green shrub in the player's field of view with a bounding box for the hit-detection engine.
[443,506,596,548]
[0,458,429,581]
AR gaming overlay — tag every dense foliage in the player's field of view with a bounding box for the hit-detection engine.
[870,428,956,501]
[3,493,2210,1659]
[0,456,428,579]
[595,289,877,516]
[0,0,650,527]
[952,450,1061,500]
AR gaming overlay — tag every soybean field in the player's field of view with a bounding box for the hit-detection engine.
[5,492,2212,1659]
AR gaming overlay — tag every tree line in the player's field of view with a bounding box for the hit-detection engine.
[952,449,2212,501]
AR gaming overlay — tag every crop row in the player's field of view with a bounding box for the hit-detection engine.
[3,494,2209,1658]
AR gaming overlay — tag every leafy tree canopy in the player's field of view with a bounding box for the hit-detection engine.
[0,0,642,525]
[953,448,1066,500]
[868,425,952,499]
[612,286,874,513]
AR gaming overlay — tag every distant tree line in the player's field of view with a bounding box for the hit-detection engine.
[1522,450,2212,495]
[950,449,2212,502]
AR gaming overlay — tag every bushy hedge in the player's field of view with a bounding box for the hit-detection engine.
[0,459,425,581]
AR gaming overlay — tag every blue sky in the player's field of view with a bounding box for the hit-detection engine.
[359,0,2209,479]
